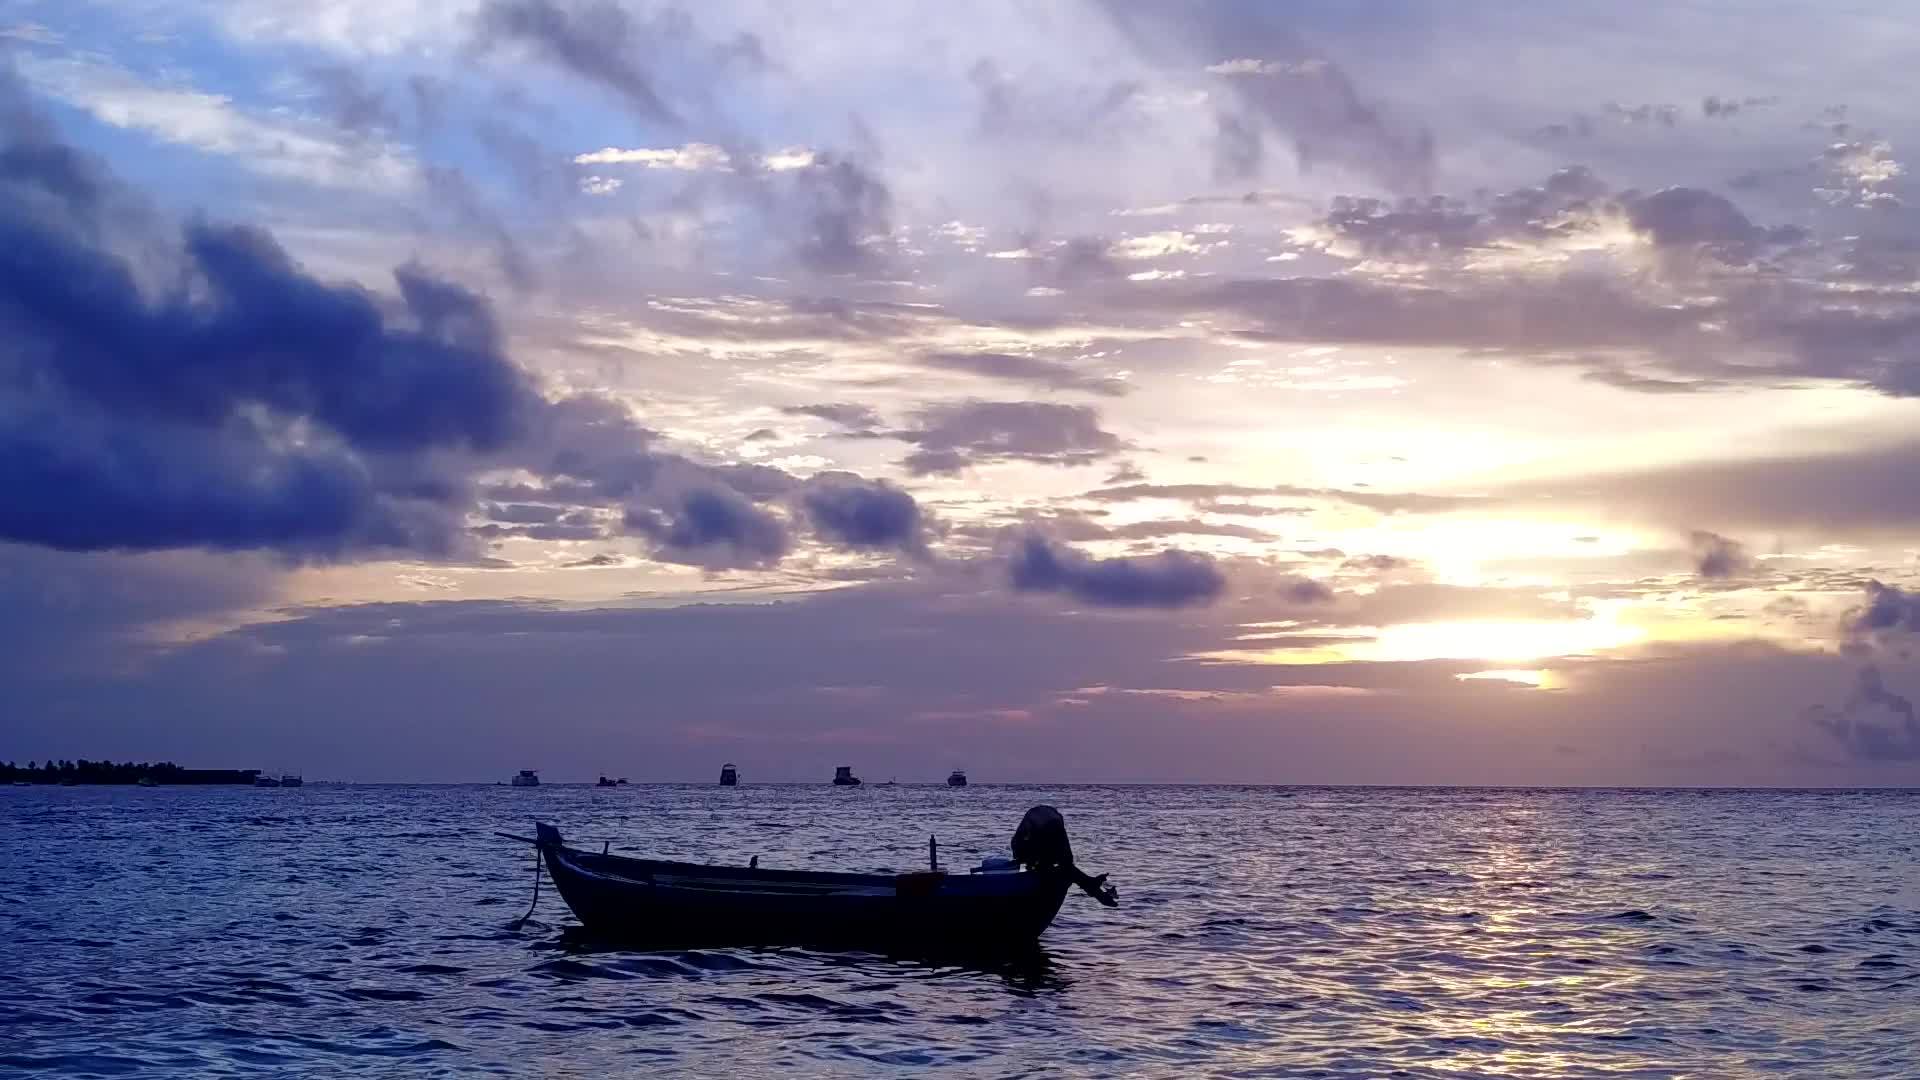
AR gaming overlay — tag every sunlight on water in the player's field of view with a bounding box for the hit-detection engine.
[2,784,1918,1077]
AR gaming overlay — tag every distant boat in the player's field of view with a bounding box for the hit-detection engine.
[254,775,281,788]
[832,765,862,786]
[135,777,156,787]
[948,770,968,787]
[877,777,898,787]
[280,774,303,788]
[719,763,738,786]
[511,770,540,788]
[596,776,618,788]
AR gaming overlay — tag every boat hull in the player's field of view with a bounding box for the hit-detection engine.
[535,825,1070,951]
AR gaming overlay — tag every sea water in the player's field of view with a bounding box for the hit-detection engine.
[2,784,1917,1077]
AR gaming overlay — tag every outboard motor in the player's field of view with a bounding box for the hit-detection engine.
[1012,805,1119,907]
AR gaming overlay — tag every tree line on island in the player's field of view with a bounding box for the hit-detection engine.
[0,760,263,785]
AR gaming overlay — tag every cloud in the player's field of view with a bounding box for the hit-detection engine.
[896,401,1124,475]
[1008,532,1224,609]
[473,0,680,126]
[1084,482,1479,515]
[1845,581,1920,652]
[966,59,1143,144]
[786,154,893,273]
[1281,577,1335,604]
[1507,440,1920,537]
[798,473,926,554]
[303,65,401,136]
[1689,531,1751,579]
[1624,187,1804,265]
[0,106,545,556]
[624,487,790,568]
[1343,554,1410,572]
[920,351,1128,396]
[1097,0,1434,192]
[16,54,415,193]
[1807,665,1920,761]
[781,402,882,431]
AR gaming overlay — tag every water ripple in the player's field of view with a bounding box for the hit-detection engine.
[3,784,1919,1076]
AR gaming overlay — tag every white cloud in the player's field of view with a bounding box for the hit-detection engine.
[572,143,820,173]
[18,55,416,194]
[1205,58,1330,77]
[580,175,624,196]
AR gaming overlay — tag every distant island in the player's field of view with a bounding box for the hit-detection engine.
[1,760,263,786]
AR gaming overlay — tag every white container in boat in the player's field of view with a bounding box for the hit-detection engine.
[973,855,1019,874]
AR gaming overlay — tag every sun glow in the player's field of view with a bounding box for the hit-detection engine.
[1456,669,1560,689]
[1361,616,1643,664]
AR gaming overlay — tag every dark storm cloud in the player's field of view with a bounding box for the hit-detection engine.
[1846,580,1920,650]
[0,94,918,570]
[1689,531,1751,579]
[1624,187,1806,264]
[1280,577,1335,604]
[786,154,893,273]
[781,402,882,431]
[474,0,680,126]
[0,103,545,556]
[1008,532,1224,609]
[1807,665,1920,762]
[921,351,1129,397]
[896,401,1124,475]
[624,487,790,568]
[1309,170,1798,268]
[1096,0,1434,192]
[798,473,926,554]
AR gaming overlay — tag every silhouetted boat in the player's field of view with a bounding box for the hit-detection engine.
[596,776,617,788]
[253,775,280,788]
[832,765,861,786]
[509,807,1118,949]
[280,774,302,788]
[948,770,968,787]
[511,770,540,787]
[135,777,156,787]
[719,763,738,786]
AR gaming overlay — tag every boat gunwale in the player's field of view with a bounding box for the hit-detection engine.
[547,840,1056,899]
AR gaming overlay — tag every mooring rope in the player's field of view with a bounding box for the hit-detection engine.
[510,843,541,929]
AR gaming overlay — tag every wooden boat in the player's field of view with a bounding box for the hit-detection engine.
[513,807,1117,950]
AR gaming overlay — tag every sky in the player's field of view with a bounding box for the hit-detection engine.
[5,2,1920,784]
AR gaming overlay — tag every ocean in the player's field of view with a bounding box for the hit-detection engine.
[2,784,1917,1077]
